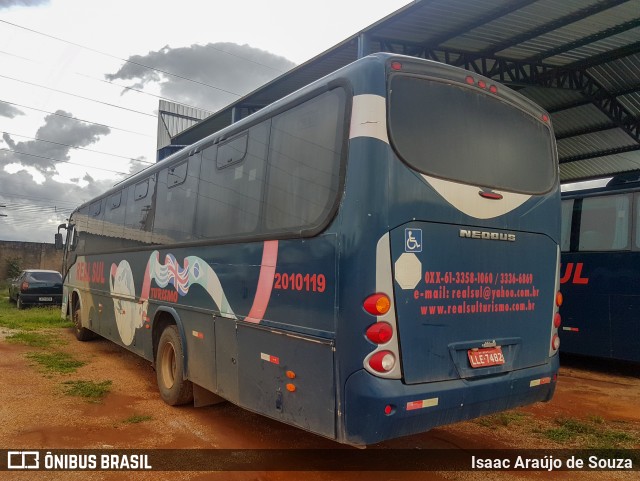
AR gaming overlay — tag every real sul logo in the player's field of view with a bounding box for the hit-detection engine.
[404,228,422,253]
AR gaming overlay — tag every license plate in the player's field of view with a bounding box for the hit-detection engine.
[39,297,53,302]
[468,346,505,368]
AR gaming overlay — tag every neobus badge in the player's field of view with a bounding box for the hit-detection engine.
[459,229,516,242]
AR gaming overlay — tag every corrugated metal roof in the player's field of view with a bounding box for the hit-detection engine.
[165,0,640,183]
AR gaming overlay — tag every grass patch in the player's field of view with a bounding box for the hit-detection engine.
[62,380,112,400]
[6,331,61,348]
[0,290,72,330]
[123,414,153,424]
[476,411,529,428]
[26,351,85,374]
[543,417,637,449]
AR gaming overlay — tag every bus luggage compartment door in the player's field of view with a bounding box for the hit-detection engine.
[390,222,557,384]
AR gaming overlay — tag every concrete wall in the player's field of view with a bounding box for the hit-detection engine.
[0,241,64,280]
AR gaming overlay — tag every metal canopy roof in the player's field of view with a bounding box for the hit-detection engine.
[170,0,640,183]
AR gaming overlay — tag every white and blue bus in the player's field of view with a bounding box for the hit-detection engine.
[561,172,640,363]
[56,53,561,445]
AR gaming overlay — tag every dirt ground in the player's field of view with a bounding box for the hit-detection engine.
[0,326,638,481]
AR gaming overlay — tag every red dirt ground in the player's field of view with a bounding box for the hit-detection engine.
[0,327,638,481]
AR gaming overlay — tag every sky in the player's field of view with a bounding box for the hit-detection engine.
[0,0,413,242]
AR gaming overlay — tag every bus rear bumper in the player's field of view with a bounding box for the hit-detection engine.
[342,356,559,446]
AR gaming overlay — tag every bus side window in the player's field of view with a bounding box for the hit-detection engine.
[578,194,630,251]
[103,189,125,247]
[561,199,573,252]
[74,206,90,254]
[195,123,268,239]
[264,88,345,232]
[124,176,156,239]
[154,156,200,242]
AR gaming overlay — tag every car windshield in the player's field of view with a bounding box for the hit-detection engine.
[27,272,62,283]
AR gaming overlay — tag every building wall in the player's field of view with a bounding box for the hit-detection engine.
[0,241,63,280]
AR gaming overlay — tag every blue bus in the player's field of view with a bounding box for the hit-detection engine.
[55,53,561,445]
[561,172,640,363]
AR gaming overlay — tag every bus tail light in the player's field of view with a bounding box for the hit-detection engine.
[368,351,396,373]
[21,281,29,291]
[363,294,391,316]
[366,322,393,344]
[364,234,401,379]
[550,249,561,356]
[554,313,562,328]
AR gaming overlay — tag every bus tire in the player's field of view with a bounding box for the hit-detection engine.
[73,303,95,341]
[156,325,193,406]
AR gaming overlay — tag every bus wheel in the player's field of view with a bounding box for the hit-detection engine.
[73,304,94,341]
[156,325,193,406]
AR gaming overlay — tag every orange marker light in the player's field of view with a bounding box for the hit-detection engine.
[286,383,296,392]
[286,370,296,379]
[364,294,391,316]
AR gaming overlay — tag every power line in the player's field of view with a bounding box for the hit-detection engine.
[1,131,154,165]
[0,190,86,206]
[0,74,157,118]
[0,18,245,98]
[0,48,219,114]
[0,99,153,137]
[0,148,136,175]
[75,72,215,114]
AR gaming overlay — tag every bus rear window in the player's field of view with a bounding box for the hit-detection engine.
[388,75,555,194]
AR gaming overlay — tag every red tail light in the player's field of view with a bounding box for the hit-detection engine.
[551,335,560,351]
[368,351,396,373]
[554,313,562,328]
[366,322,393,344]
[21,281,29,291]
[363,294,391,316]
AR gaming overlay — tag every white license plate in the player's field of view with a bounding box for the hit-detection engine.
[39,297,53,302]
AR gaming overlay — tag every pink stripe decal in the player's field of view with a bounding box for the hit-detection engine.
[139,257,152,303]
[245,240,279,323]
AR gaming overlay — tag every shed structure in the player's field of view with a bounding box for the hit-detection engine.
[160,0,640,183]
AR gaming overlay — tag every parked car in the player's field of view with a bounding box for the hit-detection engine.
[8,269,63,309]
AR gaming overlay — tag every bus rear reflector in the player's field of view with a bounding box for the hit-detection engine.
[369,351,396,373]
[391,61,402,71]
[366,322,393,344]
[364,294,391,316]
[551,335,560,351]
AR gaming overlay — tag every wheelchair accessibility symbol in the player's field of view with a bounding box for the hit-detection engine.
[405,228,422,253]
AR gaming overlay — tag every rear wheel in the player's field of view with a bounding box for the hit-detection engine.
[156,325,193,406]
[72,303,95,341]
